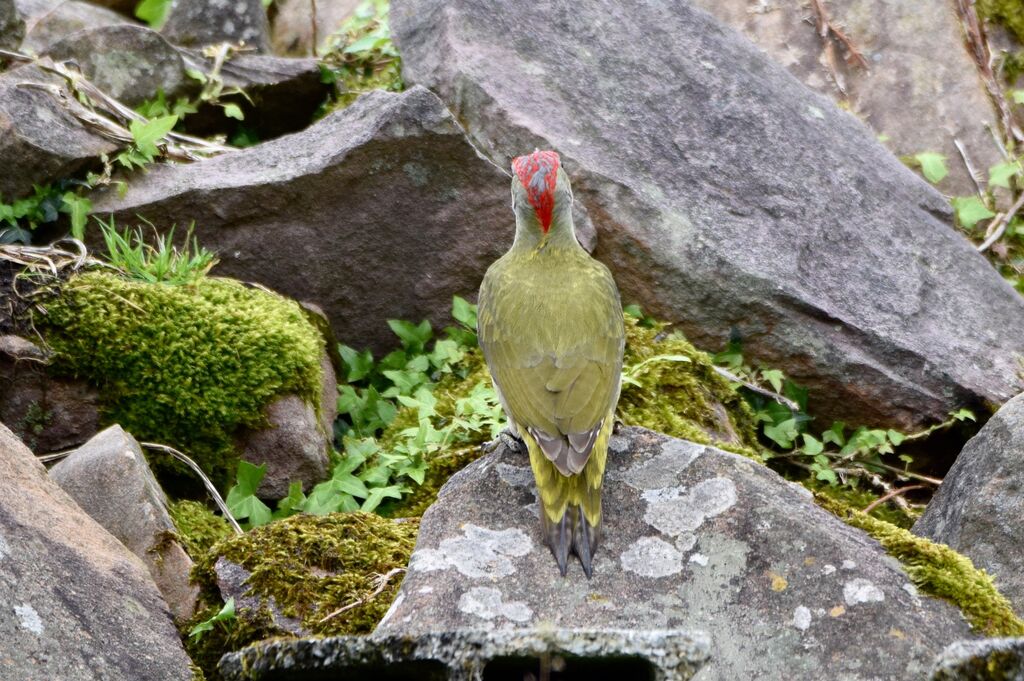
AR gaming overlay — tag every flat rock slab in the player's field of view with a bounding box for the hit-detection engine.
[378,426,974,680]
[392,0,1024,430]
[0,422,192,680]
[915,393,1024,614]
[219,628,712,681]
[91,86,513,354]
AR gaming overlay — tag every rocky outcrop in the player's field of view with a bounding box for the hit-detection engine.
[391,0,1024,431]
[915,393,1024,614]
[91,86,515,354]
[49,425,198,621]
[689,0,1003,197]
[0,63,118,199]
[0,334,100,452]
[378,426,974,680]
[0,421,192,680]
[43,25,189,105]
[161,0,271,53]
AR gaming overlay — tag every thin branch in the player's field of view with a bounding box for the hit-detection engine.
[711,365,802,412]
[953,137,986,197]
[862,485,926,514]
[978,190,1024,252]
[871,461,942,486]
[318,567,406,624]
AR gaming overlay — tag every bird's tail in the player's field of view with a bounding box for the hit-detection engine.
[525,417,611,578]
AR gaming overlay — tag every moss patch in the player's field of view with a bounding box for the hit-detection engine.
[169,500,235,559]
[186,512,418,678]
[617,318,760,456]
[979,0,1024,44]
[818,494,1024,636]
[39,271,325,486]
[802,478,919,530]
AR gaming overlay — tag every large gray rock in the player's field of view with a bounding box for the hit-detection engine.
[1,0,25,51]
[44,25,189,105]
[378,427,974,680]
[220,628,711,680]
[49,424,198,621]
[391,0,1024,431]
[0,63,118,199]
[0,334,101,452]
[270,0,359,56]
[16,0,133,53]
[0,422,192,680]
[914,393,1024,614]
[91,86,513,353]
[932,637,1024,680]
[689,0,1003,197]
[161,0,271,53]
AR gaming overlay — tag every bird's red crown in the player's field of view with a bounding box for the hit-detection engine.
[512,150,560,232]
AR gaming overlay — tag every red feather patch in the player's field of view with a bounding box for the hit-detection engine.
[512,150,560,232]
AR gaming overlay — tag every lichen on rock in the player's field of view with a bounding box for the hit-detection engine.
[38,270,326,486]
[186,512,418,678]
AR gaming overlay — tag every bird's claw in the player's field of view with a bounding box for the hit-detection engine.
[483,428,525,456]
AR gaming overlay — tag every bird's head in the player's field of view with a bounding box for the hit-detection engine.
[511,150,573,235]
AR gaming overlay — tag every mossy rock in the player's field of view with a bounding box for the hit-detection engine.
[169,500,235,558]
[39,271,325,487]
[186,512,418,678]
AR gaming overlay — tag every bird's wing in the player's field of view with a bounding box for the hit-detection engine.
[478,259,624,475]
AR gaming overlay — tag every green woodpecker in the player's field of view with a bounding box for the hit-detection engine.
[478,150,625,578]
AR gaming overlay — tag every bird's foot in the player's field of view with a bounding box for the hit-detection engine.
[483,427,525,456]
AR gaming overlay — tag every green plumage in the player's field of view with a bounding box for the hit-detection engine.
[478,158,624,577]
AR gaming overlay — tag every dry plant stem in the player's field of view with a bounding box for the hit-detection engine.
[954,137,986,196]
[862,484,925,514]
[711,365,802,412]
[141,442,243,535]
[808,0,869,95]
[955,0,1024,144]
[978,190,1024,252]
[318,567,406,624]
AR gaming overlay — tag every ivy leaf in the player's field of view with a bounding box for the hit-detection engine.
[760,369,784,393]
[189,597,235,640]
[822,422,845,447]
[135,0,172,28]
[914,152,948,184]
[950,196,995,230]
[886,429,905,446]
[222,103,244,121]
[129,114,178,158]
[764,418,799,449]
[801,433,824,456]
[388,319,432,353]
[951,408,976,422]
[990,161,1020,189]
[225,461,273,527]
[338,343,374,382]
[452,295,477,329]
[361,485,405,512]
[61,192,92,240]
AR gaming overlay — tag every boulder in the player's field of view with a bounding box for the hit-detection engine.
[219,629,711,680]
[0,63,118,199]
[90,86,514,354]
[161,0,272,53]
[270,0,359,56]
[0,334,101,452]
[49,424,199,621]
[688,0,1003,197]
[391,0,1024,431]
[44,24,189,106]
[378,426,974,680]
[914,393,1024,613]
[931,637,1024,680]
[17,0,133,53]
[0,422,192,680]
[1,0,25,52]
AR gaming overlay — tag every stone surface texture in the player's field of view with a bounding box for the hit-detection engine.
[16,0,132,53]
[392,0,1024,431]
[161,0,272,53]
[378,426,974,680]
[1,0,25,51]
[219,628,712,681]
[91,86,514,354]
[689,0,1003,196]
[931,637,1024,680]
[914,393,1024,614]
[0,63,118,199]
[44,25,188,105]
[270,0,359,56]
[0,422,192,680]
[49,424,199,621]
[0,334,101,453]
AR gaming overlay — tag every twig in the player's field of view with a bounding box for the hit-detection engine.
[141,442,244,535]
[318,567,406,624]
[953,137,986,197]
[711,365,802,412]
[862,485,926,514]
[978,190,1024,252]
[311,0,319,56]
[808,0,869,95]
[872,461,942,486]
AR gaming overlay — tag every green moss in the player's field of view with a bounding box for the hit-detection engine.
[818,494,1024,636]
[186,512,418,678]
[617,318,760,457]
[979,0,1024,44]
[39,271,325,486]
[801,477,919,530]
[169,500,234,558]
